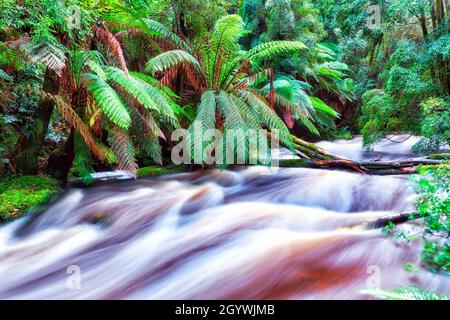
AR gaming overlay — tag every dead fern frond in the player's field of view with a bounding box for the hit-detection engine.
[93,25,129,76]
[46,93,107,162]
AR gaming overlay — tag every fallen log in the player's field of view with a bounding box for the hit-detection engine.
[278,158,445,175]
[364,211,418,229]
[290,135,342,161]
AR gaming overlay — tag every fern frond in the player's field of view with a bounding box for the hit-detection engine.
[93,25,129,75]
[140,18,190,51]
[243,41,306,62]
[314,65,344,82]
[27,41,67,76]
[210,14,244,55]
[195,90,217,130]
[230,94,261,130]
[0,41,26,70]
[107,125,138,176]
[145,50,202,77]
[142,135,163,165]
[218,90,246,130]
[245,68,271,87]
[87,60,108,80]
[218,91,249,164]
[50,93,107,162]
[129,104,165,139]
[310,96,339,118]
[0,69,11,81]
[107,67,178,126]
[273,93,310,119]
[85,73,132,129]
[298,114,320,136]
[135,77,180,128]
[130,71,178,99]
[320,61,349,71]
[235,89,293,149]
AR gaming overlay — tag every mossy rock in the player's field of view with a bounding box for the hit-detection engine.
[0,175,59,222]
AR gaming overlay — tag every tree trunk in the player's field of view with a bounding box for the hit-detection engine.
[13,69,58,174]
[46,128,75,183]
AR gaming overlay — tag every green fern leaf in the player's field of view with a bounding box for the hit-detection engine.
[145,50,202,76]
[107,126,138,176]
[85,73,132,129]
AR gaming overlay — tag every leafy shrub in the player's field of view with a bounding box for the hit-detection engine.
[414,165,450,274]
[413,98,450,154]
[359,89,398,147]
[361,287,449,300]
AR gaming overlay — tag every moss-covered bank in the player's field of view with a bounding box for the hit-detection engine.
[0,175,59,222]
[137,165,186,177]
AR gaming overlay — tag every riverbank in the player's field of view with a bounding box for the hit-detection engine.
[0,175,60,222]
[1,155,446,224]
[0,165,186,222]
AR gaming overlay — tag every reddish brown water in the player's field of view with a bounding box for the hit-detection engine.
[0,136,448,299]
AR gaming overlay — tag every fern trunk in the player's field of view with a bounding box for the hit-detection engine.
[46,129,75,183]
[13,69,58,174]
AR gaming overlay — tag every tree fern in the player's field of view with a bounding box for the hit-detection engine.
[142,14,320,165]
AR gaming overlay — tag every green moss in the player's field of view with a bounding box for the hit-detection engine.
[137,165,186,177]
[0,175,59,222]
[419,164,450,172]
[428,153,450,160]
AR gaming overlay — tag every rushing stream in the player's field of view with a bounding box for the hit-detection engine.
[0,135,448,299]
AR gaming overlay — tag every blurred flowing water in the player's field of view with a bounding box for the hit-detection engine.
[0,136,448,299]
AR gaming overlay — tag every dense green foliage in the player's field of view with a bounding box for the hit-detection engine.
[415,165,450,274]
[0,0,449,300]
[362,287,449,300]
[0,175,59,221]
[2,0,448,177]
[413,98,450,153]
